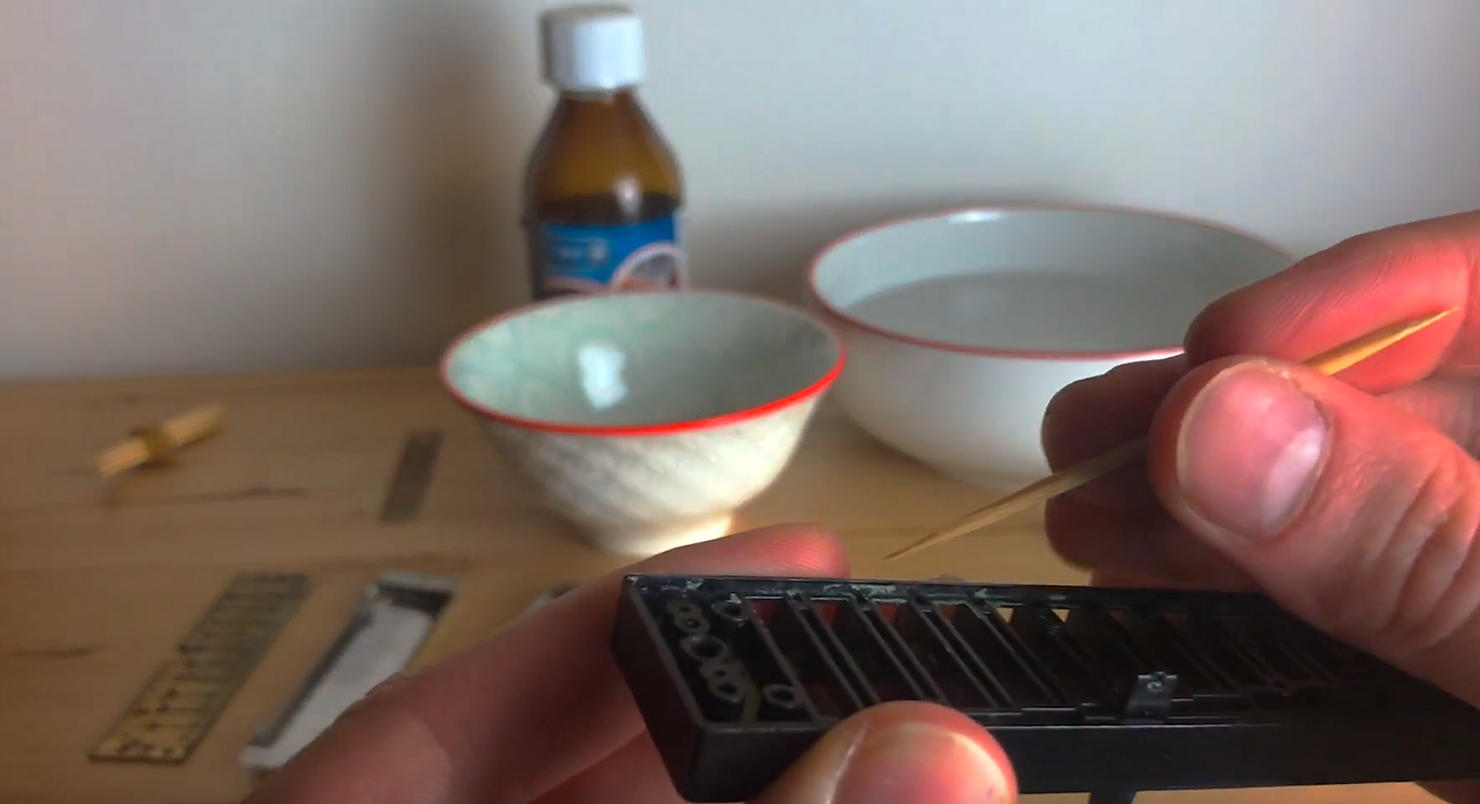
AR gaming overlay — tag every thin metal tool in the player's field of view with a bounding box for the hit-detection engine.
[885,308,1460,561]
[90,572,310,763]
[379,429,442,523]
[240,572,458,773]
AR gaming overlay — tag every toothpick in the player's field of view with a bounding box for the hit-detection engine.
[883,308,1459,561]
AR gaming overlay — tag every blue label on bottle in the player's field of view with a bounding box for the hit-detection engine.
[533,215,686,294]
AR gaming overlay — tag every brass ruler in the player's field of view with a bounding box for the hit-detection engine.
[89,572,310,763]
[379,429,442,523]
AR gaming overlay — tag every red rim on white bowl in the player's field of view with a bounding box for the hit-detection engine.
[805,202,1294,362]
[439,288,847,438]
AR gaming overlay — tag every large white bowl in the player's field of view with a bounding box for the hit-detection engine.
[441,289,843,558]
[807,205,1292,489]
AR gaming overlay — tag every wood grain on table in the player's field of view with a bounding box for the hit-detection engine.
[0,368,1441,803]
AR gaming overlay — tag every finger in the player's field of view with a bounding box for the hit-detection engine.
[1383,378,1480,456]
[1146,356,1480,704]
[752,701,1016,804]
[1421,780,1480,804]
[1042,358,1480,595]
[246,523,850,804]
[1090,568,1167,588]
[1044,495,1254,589]
[1089,569,1243,591]
[1046,367,1480,461]
[1184,210,1480,390]
[1046,377,1480,595]
[540,703,1021,804]
[536,699,1025,804]
[1041,355,1187,511]
[534,735,683,804]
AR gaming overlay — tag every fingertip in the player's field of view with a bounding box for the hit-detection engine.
[739,521,851,576]
[854,699,1002,740]
[855,700,1017,787]
[1089,568,1166,588]
[1143,355,1265,508]
[1040,356,1187,511]
[1041,371,1114,468]
[754,699,1020,804]
[1147,354,1368,545]
[1042,355,1187,468]
[652,521,851,578]
[821,701,1018,804]
[1183,289,1259,365]
[1041,374,1094,467]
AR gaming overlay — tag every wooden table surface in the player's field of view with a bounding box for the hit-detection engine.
[0,367,1441,803]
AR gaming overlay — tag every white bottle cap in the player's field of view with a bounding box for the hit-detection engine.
[540,5,645,92]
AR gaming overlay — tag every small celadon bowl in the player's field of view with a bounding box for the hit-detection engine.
[441,289,844,558]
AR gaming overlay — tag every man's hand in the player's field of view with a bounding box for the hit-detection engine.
[1042,210,1480,801]
[244,524,1017,804]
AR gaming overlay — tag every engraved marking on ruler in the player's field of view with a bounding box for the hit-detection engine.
[379,429,442,523]
[89,573,310,764]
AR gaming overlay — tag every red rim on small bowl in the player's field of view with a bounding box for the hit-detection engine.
[805,202,1294,362]
[439,288,847,437]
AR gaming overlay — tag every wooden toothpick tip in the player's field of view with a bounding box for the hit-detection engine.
[883,307,1460,562]
[1302,307,1458,375]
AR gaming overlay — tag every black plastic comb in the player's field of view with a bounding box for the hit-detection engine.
[611,574,1480,803]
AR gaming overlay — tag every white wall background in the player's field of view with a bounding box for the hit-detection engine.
[3,0,1480,380]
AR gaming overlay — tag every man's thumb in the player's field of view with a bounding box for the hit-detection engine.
[751,701,1015,804]
[1147,355,1480,703]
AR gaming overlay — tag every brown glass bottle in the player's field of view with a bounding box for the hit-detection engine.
[524,6,686,300]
